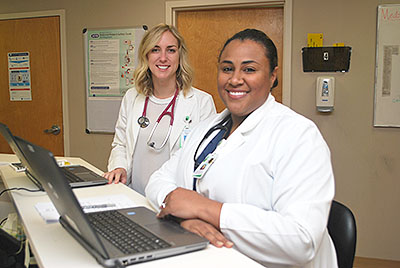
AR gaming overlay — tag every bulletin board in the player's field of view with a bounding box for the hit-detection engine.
[83,25,147,133]
[374,5,400,127]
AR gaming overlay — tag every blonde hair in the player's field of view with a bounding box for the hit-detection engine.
[134,23,193,96]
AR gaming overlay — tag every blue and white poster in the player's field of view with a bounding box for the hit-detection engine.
[8,52,32,101]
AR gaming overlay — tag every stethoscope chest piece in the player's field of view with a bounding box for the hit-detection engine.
[137,116,150,128]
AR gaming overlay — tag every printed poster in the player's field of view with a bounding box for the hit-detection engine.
[8,52,32,101]
[86,28,136,98]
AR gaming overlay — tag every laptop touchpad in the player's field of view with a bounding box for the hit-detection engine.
[75,172,101,180]
[145,221,186,238]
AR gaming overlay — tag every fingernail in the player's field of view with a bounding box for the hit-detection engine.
[216,241,223,247]
[226,241,234,247]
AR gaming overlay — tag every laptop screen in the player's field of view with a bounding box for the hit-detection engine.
[14,135,109,259]
[0,122,30,166]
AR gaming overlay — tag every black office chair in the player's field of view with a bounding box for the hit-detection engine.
[327,200,357,268]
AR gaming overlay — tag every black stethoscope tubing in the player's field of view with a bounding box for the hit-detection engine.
[193,114,232,170]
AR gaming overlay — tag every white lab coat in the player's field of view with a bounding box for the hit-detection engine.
[107,86,216,184]
[146,94,338,268]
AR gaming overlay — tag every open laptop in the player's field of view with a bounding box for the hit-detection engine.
[15,136,209,267]
[0,122,108,188]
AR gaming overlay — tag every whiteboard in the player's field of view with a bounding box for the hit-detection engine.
[374,5,400,127]
[83,26,147,133]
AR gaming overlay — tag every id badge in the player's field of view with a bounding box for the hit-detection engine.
[180,116,192,148]
[179,126,191,148]
[193,152,217,180]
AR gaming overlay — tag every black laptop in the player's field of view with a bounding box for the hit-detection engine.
[15,136,209,267]
[0,122,107,188]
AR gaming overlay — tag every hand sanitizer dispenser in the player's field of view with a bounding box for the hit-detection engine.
[316,76,335,112]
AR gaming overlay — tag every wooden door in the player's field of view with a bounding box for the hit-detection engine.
[0,16,64,155]
[177,7,283,112]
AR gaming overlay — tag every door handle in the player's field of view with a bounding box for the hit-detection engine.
[44,125,61,135]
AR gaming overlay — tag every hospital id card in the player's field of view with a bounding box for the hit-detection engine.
[193,152,217,180]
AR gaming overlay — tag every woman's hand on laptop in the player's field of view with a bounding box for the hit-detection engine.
[103,168,127,184]
[180,219,234,248]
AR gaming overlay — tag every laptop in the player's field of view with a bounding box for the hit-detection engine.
[15,136,208,267]
[0,122,108,188]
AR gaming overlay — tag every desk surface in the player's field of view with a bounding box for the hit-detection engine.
[0,154,264,268]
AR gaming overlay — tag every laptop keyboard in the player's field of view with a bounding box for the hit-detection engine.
[61,168,83,182]
[87,210,171,254]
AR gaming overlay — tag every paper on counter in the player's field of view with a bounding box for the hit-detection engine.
[35,194,137,223]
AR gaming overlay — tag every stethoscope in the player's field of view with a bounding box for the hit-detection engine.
[137,86,179,151]
[193,114,232,172]
[192,114,232,191]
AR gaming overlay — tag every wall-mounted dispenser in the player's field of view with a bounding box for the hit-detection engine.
[316,76,335,112]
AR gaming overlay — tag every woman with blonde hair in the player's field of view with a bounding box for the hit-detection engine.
[104,23,216,195]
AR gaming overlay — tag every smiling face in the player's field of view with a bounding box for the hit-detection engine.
[217,39,277,126]
[147,30,180,86]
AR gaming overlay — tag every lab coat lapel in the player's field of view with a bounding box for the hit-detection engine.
[211,110,246,156]
[169,89,194,150]
[222,95,272,155]
[123,91,145,181]
[223,126,246,156]
[239,93,273,134]
[131,93,146,143]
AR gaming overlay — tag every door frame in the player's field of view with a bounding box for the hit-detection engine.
[166,0,292,107]
[0,9,70,155]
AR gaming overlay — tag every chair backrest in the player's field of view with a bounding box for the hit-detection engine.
[327,200,357,268]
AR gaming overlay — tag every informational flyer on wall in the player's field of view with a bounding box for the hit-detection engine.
[8,52,32,101]
[85,28,137,98]
[83,26,146,133]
